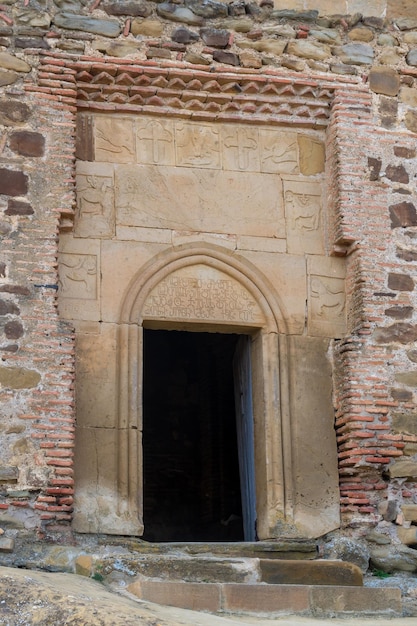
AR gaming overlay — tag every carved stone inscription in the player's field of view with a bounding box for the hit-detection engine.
[115,165,284,237]
[143,265,264,325]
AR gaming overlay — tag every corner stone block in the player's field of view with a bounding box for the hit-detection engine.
[0,169,28,196]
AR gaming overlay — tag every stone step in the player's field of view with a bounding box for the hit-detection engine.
[126,580,402,617]
[104,539,318,560]
[259,558,363,586]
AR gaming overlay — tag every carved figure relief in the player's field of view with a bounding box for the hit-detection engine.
[310,277,345,319]
[94,116,135,163]
[75,174,115,238]
[136,119,175,165]
[175,123,221,169]
[285,190,321,232]
[259,131,298,174]
[59,253,97,299]
[222,127,259,171]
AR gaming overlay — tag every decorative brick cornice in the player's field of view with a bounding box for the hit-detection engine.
[33,52,369,130]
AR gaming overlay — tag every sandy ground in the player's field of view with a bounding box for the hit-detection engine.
[0,565,416,626]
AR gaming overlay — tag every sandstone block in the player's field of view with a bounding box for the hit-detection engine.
[0,366,40,389]
[298,135,325,175]
[236,39,286,55]
[369,68,400,97]
[286,40,330,60]
[0,53,30,73]
[131,19,164,37]
[0,70,18,86]
[0,537,14,553]
[311,586,401,617]
[75,554,93,576]
[348,27,374,42]
[389,460,417,478]
[404,32,417,44]
[401,505,417,522]
[387,0,417,19]
[128,580,221,611]
[392,412,417,436]
[399,87,417,107]
[260,559,362,586]
[405,110,417,133]
[223,583,310,612]
[395,371,417,387]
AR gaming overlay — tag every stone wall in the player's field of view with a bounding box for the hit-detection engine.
[1,0,417,568]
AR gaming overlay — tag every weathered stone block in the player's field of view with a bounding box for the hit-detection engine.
[348,27,374,42]
[405,110,417,133]
[200,27,230,48]
[0,366,40,389]
[298,135,325,175]
[397,248,417,262]
[128,580,221,612]
[369,68,400,97]
[385,164,409,184]
[286,40,331,60]
[368,157,382,181]
[156,4,204,25]
[0,466,18,481]
[395,372,417,387]
[53,12,122,37]
[374,323,417,345]
[0,537,14,553]
[391,388,413,402]
[4,320,23,339]
[392,412,417,435]
[104,1,152,17]
[388,273,414,291]
[406,50,417,67]
[0,299,19,315]
[186,0,228,18]
[171,27,199,44]
[385,306,413,319]
[0,52,30,73]
[334,43,374,65]
[0,169,28,196]
[212,50,240,65]
[131,19,164,37]
[0,100,30,125]
[5,199,34,216]
[388,460,417,478]
[311,586,401,617]
[223,583,310,612]
[10,130,45,157]
[389,201,417,228]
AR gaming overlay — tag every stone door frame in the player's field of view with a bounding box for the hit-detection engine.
[116,243,293,539]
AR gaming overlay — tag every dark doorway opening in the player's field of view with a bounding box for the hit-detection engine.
[143,328,246,542]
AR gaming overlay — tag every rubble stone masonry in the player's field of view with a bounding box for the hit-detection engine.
[1,0,417,568]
